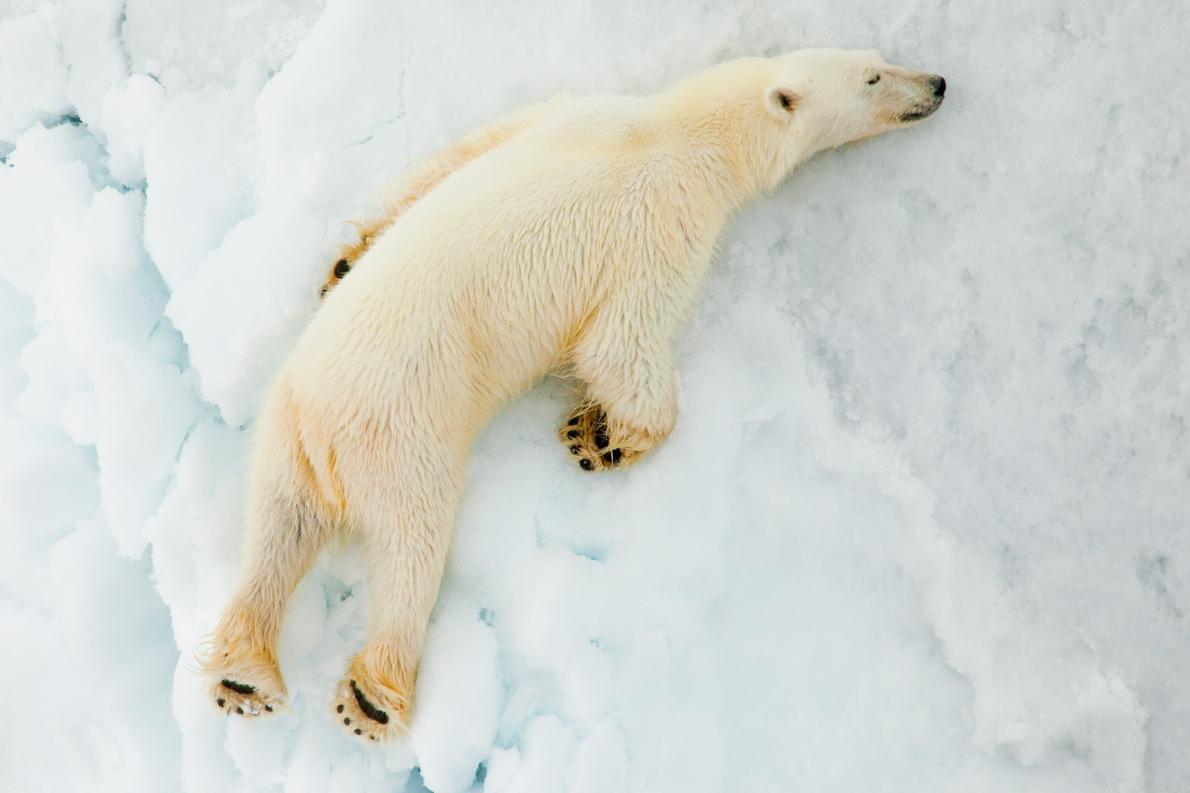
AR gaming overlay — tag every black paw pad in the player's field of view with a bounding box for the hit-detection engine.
[220,679,257,696]
[350,679,390,725]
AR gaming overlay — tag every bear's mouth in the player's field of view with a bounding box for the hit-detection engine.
[899,106,939,122]
[900,96,944,123]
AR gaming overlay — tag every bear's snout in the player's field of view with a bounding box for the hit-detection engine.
[896,73,947,123]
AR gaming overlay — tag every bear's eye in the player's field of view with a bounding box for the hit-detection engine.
[867,74,881,85]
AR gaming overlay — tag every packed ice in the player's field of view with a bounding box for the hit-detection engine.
[1,1,1188,791]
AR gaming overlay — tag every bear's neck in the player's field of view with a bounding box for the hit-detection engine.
[656,67,811,203]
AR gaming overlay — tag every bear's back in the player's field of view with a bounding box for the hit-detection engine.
[292,94,717,424]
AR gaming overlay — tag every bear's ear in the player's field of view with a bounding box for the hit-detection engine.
[764,86,800,120]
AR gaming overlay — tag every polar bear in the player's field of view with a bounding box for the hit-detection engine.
[203,48,945,740]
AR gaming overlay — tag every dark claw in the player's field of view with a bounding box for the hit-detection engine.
[216,698,225,707]
[569,445,580,454]
[579,458,594,471]
[337,704,345,713]
[333,259,351,278]
[602,449,622,465]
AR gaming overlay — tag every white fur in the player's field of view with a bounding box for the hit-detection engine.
[203,48,945,737]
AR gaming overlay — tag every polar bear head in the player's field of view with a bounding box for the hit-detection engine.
[761,48,946,160]
[671,48,945,192]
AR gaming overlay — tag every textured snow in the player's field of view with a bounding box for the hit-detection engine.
[2,1,1189,792]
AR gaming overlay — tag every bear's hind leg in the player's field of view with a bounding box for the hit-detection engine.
[203,488,331,716]
[202,390,339,717]
[331,466,461,741]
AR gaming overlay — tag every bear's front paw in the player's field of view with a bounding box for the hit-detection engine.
[320,225,386,300]
[319,257,353,299]
[560,404,631,471]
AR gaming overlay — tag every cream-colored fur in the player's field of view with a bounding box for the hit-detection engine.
[320,102,557,297]
[203,48,945,740]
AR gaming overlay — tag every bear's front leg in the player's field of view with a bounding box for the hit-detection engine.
[319,100,558,300]
[563,346,678,471]
[563,292,681,470]
[320,217,392,298]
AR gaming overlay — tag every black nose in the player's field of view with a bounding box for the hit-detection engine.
[931,76,947,97]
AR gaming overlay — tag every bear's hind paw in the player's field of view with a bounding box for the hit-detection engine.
[331,676,408,743]
[210,674,284,718]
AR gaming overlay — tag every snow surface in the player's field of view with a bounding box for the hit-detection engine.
[1,1,1188,791]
